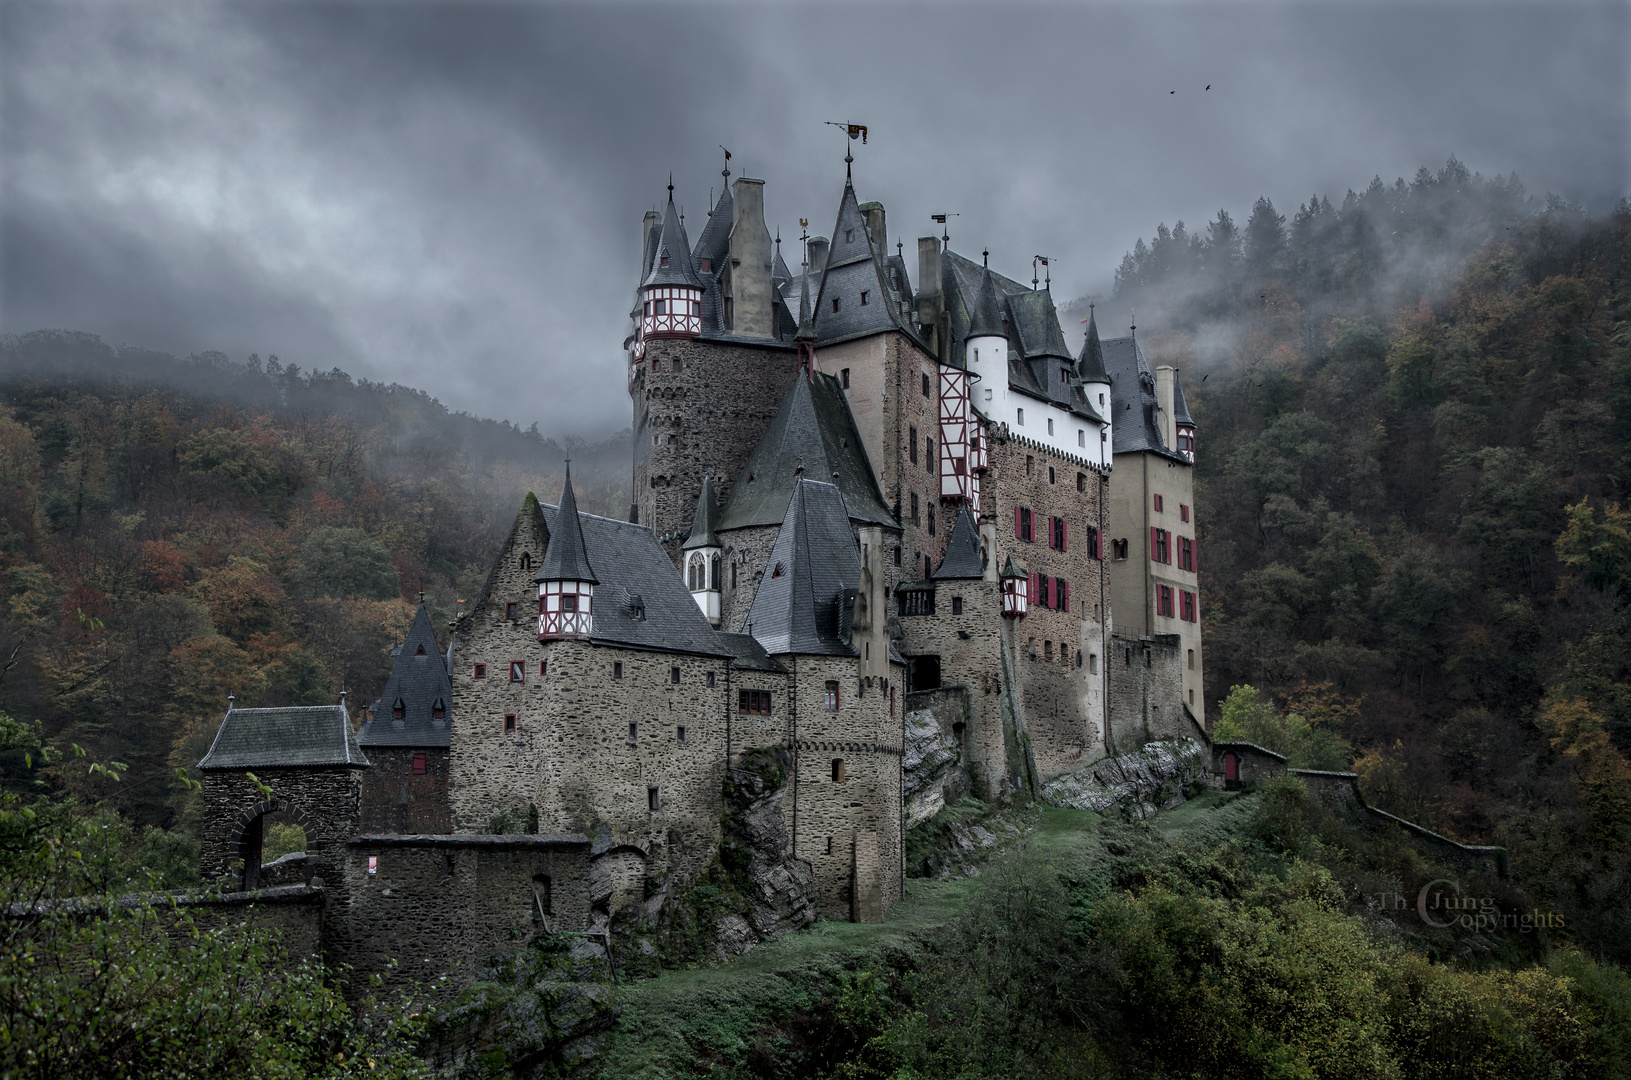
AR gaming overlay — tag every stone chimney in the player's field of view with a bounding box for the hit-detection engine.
[1154,365,1177,451]
[917,237,942,355]
[858,201,886,252]
[727,177,773,338]
[807,236,830,274]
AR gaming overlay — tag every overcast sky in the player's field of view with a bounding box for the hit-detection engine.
[3,1,1626,438]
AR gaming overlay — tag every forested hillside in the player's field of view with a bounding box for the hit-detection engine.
[0,330,630,828]
[1092,161,1631,963]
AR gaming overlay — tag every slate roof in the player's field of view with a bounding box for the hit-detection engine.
[1077,308,1110,384]
[536,465,598,584]
[715,370,895,532]
[1103,335,1187,461]
[967,263,1005,339]
[772,240,792,286]
[539,503,727,657]
[642,193,705,290]
[691,183,734,271]
[744,480,861,657]
[935,507,985,579]
[682,474,721,551]
[1008,289,1073,361]
[808,180,925,349]
[1000,553,1027,578]
[199,704,368,770]
[359,604,452,748]
[1172,369,1194,426]
[716,632,790,673]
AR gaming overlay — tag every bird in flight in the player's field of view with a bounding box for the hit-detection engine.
[1170,90,1175,94]
[1206,84,1212,90]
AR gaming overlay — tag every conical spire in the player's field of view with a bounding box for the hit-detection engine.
[537,463,598,584]
[643,189,705,290]
[967,263,1006,339]
[795,272,815,340]
[683,474,720,551]
[1077,304,1109,383]
[1172,369,1194,426]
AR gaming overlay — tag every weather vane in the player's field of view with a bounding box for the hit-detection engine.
[823,121,868,143]
[931,212,958,245]
[1032,255,1052,290]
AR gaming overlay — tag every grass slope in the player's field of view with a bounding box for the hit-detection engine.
[598,792,1259,1078]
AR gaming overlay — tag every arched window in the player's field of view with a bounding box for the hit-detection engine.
[710,555,721,589]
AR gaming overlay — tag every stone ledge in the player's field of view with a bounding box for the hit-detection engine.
[349,832,590,849]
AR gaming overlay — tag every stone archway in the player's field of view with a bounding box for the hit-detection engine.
[228,798,317,890]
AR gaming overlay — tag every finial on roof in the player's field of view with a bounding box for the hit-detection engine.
[720,144,731,181]
[417,589,424,604]
[227,693,235,711]
[982,249,988,267]
[667,172,674,196]
[339,689,347,706]
[845,148,853,181]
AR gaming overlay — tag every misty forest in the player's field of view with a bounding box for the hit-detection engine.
[5,159,1631,1078]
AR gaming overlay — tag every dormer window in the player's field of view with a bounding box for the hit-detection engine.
[699,257,711,272]
[415,644,426,655]
[660,256,670,268]
[392,698,405,719]
[860,291,869,305]
[772,562,784,578]
[432,699,445,719]
[832,298,840,313]
[845,229,853,242]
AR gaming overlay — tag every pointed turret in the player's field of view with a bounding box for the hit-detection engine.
[359,600,452,749]
[934,507,985,579]
[1172,369,1196,462]
[1000,553,1029,618]
[967,264,1006,340]
[537,464,597,639]
[683,474,723,624]
[635,184,704,351]
[1077,306,1110,384]
[744,480,862,656]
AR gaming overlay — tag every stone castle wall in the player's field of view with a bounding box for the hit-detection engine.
[786,654,904,920]
[1108,632,1192,753]
[979,426,1111,782]
[200,766,364,889]
[359,746,450,834]
[633,337,798,550]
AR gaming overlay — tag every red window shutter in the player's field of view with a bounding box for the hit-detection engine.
[1015,505,1022,539]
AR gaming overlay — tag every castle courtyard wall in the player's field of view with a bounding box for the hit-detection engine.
[359,746,450,834]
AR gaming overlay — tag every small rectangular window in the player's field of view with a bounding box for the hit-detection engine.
[1077,472,1086,492]
[677,726,687,743]
[825,836,833,855]
[1181,503,1190,523]
[561,594,577,612]
[831,758,845,782]
[1016,407,1025,426]
[922,373,931,397]
[504,713,516,732]
[629,721,638,740]
[1153,494,1164,512]
[841,368,851,389]
[909,426,918,463]
[510,661,525,683]
[506,601,518,620]
[1188,648,1196,670]
[860,290,869,305]
[911,492,920,524]
[474,663,487,679]
[670,665,681,684]
[613,661,623,678]
[832,298,840,313]
[1047,417,1054,435]
[539,660,547,676]
[825,681,840,711]
[1048,465,1055,484]
[927,437,935,472]
[1158,585,1175,618]
[951,596,963,615]
[412,752,427,774]
[648,787,659,812]
[706,670,716,688]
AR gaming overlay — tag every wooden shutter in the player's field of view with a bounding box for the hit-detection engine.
[1015,506,1022,539]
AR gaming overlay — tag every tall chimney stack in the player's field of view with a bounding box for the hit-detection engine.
[727,177,773,338]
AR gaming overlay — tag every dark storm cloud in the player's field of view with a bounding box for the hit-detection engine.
[3,1,1625,437]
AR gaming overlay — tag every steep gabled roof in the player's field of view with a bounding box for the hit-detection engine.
[642,192,705,290]
[1007,289,1073,361]
[199,704,367,769]
[810,180,922,348]
[716,370,894,531]
[359,604,452,748]
[1103,335,1186,461]
[682,474,721,551]
[935,507,985,579]
[536,465,598,584]
[691,183,734,269]
[716,631,789,673]
[744,480,860,657]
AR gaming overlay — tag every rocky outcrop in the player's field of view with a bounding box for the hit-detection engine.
[903,707,962,828]
[1040,739,1209,819]
[720,747,818,941]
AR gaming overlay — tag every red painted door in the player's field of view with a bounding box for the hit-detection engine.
[1224,753,1238,782]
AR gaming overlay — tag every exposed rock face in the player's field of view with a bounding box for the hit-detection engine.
[903,708,962,828]
[1040,739,1209,819]
[722,747,818,940]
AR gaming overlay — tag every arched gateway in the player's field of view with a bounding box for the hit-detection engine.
[197,700,369,890]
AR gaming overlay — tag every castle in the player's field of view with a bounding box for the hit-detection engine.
[196,159,1203,974]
